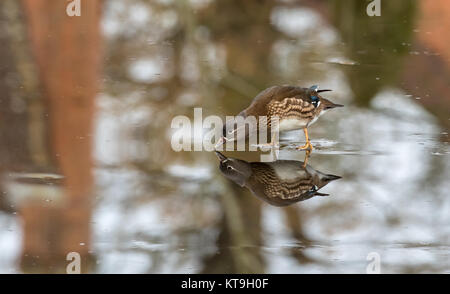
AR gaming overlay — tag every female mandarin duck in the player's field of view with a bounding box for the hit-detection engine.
[216,85,343,151]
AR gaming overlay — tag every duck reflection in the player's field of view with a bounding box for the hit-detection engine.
[215,151,341,207]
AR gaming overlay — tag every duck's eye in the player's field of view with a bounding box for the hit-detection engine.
[227,166,233,170]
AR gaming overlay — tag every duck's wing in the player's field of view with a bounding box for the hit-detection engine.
[245,85,311,116]
[266,97,315,121]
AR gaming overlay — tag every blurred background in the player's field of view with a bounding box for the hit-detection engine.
[0,0,449,273]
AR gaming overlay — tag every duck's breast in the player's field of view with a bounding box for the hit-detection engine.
[267,161,309,181]
[278,117,309,132]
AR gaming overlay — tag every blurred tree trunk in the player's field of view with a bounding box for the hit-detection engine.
[18,0,103,272]
[402,0,450,132]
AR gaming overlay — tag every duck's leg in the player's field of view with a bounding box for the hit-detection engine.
[296,128,313,151]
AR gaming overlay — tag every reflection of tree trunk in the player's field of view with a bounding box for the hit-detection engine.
[283,205,314,264]
[18,0,103,272]
[201,182,264,273]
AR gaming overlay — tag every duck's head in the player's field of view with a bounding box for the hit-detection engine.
[305,164,342,190]
[215,151,252,187]
[307,85,343,116]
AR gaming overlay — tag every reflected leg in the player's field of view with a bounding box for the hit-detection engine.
[302,150,311,168]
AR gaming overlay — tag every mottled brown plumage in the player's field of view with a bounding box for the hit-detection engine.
[266,97,315,127]
[249,162,317,204]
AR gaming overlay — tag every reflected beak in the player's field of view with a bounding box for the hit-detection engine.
[325,174,342,182]
[215,136,235,149]
[215,151,227,162]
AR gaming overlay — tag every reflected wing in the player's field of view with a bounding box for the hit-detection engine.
[250,163,317,202]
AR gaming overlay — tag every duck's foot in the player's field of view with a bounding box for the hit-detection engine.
[297,128,313,152]
[296,141,313,151]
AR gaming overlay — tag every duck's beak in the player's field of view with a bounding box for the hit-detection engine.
[215,136,225,149]
[215,151,227,162]
[325,102,344,110]
[317,89,332,93]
